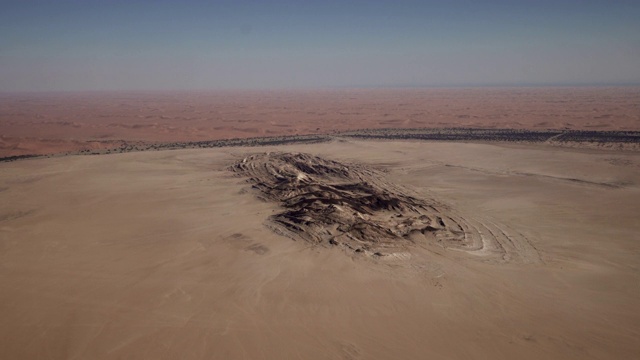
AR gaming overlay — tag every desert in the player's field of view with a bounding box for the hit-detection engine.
[1,125,639,358]
[2,87,639,158]
[3,0,640,358]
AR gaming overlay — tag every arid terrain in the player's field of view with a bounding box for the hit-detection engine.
[1,137,639,359]
[2,87,639,157]
[3,0,639,354]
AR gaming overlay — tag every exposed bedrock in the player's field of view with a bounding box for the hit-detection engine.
[230,152,539,263]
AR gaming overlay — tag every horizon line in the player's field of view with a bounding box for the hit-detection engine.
[1,82,640,95]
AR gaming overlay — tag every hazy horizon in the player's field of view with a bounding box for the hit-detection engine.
[2,0,639,91]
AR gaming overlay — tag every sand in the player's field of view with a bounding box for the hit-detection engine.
[1,139,639,359]
[2,87,640,157]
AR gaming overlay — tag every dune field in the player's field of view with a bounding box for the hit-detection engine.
[1,138,639,359]
[2,87,639,157]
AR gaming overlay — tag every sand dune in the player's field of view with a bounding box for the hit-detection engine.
[1,140,639,359]
[2,87,639,157]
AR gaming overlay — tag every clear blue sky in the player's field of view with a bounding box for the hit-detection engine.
[1,0,639,91]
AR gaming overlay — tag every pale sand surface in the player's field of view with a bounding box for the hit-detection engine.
[1,140,639,359]
[2,87,639,156]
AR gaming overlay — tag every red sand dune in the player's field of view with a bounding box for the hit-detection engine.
[1,87,639,157]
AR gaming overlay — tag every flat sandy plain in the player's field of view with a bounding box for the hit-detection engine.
[1,138,639,359]
[2,87,639,157]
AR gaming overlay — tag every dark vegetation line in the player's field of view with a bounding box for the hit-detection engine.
[2,128,639,162]
[0,154,40,163]
[339,128,640,143]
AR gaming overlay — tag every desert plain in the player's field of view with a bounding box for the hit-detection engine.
[1,88,640,359]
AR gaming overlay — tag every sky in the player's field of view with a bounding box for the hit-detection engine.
[1,0,639,91]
